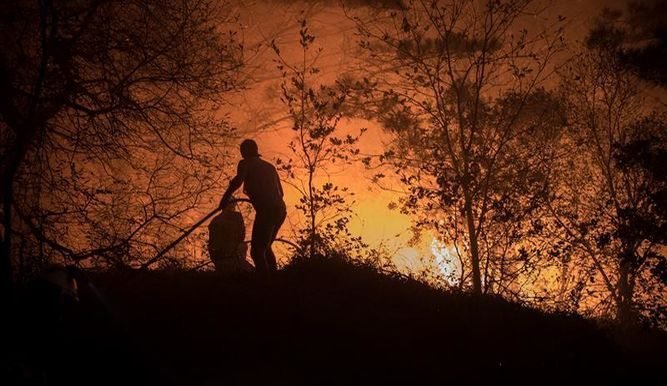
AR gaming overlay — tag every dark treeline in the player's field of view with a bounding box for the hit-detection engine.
[1,0,666,330]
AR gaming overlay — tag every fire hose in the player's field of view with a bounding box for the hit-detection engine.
[140,198,297,270]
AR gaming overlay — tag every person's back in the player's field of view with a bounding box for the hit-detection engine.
[208,206,251,273]
[240,156,284,208]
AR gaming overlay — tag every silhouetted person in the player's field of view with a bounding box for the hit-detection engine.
[219,139,286,273]
[208,199,252,273]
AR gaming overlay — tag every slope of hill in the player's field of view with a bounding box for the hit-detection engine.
[6,258,667,385]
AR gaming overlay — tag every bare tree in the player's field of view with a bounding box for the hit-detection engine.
[272,18,366,259]
[0,0,242,281]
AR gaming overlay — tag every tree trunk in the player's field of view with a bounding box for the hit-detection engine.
[0,0,53,297]
[1,129,36,300]
[616,257,636,326]
[308,169,316,259]
[1,171,15,302]
[464,191,482,294]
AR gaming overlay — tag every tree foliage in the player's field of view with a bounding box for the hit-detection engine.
[553,31,667,325]
[352,0,566,295]
[586,0,667,87]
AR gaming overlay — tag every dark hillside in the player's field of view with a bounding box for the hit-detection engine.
[7,258,667,385]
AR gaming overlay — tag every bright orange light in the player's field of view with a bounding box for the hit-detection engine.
[430,238,462,286]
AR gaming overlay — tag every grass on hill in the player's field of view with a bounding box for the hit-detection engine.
[6,257,667,385]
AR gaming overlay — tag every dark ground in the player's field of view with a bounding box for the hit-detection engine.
[5,258,667,385]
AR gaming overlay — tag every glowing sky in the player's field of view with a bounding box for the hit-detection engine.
[219,0,635,270]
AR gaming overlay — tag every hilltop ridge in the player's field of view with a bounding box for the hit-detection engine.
[7,258,667,385]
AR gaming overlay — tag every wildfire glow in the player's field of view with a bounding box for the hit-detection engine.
[430,238,462,286]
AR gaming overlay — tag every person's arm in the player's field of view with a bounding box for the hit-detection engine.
[274,166,284,198]
[219,161,246,209]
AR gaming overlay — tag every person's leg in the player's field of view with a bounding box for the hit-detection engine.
[265,203,287,272]
[265,236,278,272]
[250,209,272,273]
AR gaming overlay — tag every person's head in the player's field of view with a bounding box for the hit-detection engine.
[223,198,238,212]
[240,139,260,159]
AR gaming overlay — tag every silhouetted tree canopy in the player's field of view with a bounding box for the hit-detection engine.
[587,0,667,86]
[0,0,242,274]
[352,0,567,297]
